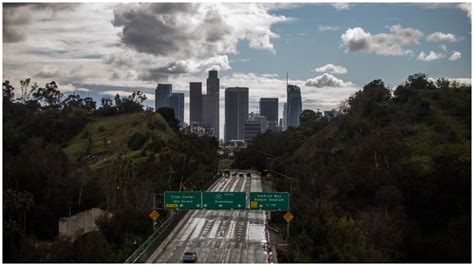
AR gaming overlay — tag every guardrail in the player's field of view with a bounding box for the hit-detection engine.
[124,210,187,263]
[124,173,219,263]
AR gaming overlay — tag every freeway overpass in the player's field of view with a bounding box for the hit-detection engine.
[148,171,272,263]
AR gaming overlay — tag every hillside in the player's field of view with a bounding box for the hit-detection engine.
[233,75,471,262]
[4,81,220,262]
[63,111,175,168]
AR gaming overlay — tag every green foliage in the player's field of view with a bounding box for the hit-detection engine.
[236,74,471,262]
[72,231,111,262]
[321,216,377,262]
[32,81,63,107]
[3,80,15,102]
[157,107,180,132]
[127,132,148,150]
[218,159,233,170]
[3,79,218,262]
[109,233,144,262]
[63,112,173,163]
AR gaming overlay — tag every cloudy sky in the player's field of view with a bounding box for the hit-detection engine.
[3,2,471,138]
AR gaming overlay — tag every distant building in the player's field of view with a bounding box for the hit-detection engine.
[182,125,214,137]
[286,85,302,128]
[259,98,279,129]
[222,140,247,157]
[189,82,202,126]
[225,87,249,142]
[202,94,215,129]
[168,93,185,128]
[324,110,336,119]
[244,121,261,142]
[282,103,288,130]
[244,113,267,142]
[267,120,279,131]
[155,84,172,111]
[206,70,220,139]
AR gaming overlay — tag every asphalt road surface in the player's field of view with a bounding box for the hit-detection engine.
[152,172,269,263]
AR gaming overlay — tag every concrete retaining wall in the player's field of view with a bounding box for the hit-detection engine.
[58,208,110,242]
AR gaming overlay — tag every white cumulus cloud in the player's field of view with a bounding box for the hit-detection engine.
[417,51,445,61]
[449,51,461,61]
[340,25,423,56]
[457,3,471,19]
[426,32,463,42]
[314,64,348,74]
[305,73,353,88]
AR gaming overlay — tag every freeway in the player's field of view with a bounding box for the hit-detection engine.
[151,172,269,263]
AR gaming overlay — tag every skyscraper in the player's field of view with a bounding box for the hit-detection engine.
[206,70,220,139]
[282,103,287,130]
[155,84,172,111]
[259,98,278,130]
[244,113,267,142]
[189,82,202,126]
[259,98,279,122]
[168,93,184,128]
[225,87,249,142]
[286,85,302,128]
[202,94,215,130]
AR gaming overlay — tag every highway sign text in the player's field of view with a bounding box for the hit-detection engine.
[164,191,202,209]
[202,192,246,209]
[250,192,290,210]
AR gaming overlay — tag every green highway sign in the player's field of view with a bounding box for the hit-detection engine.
[202,192,246,209]
[249,192,290,210]
[164,191,202,209]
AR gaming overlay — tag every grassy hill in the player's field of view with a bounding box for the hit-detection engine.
[63,111,175,168]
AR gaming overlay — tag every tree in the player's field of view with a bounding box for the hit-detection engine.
[3,80,15,103]
[157,107,180,132]
[4,189,34,260]
[128,91,147,103]
[320,216,378,262]
[72,231,110,262]
[97,97,116,116]
[300,109,318,125]
[83,97,96,111]
[114,93,122,109]
[32,81,63,107]
[127,132,148,150]
[61,94,84,112]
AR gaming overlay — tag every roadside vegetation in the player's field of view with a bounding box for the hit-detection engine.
[3,79,219,262]
[233,74,471,262]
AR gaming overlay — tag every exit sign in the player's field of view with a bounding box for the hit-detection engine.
[164,191,202,209]
[202,192,246,209]
[249,192,290,210]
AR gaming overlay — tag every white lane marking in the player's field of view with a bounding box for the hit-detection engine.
[239,175,247,192]
[214,178,227,191]
[190,218,207,240]
[226,220,236,239]
[208,220,221,238]
[229,177,239,191]
[178,217,200,241]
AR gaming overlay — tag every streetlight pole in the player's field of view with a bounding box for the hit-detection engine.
[264,169,294,240]
[265,168,293,206]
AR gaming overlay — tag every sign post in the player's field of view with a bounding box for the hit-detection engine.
[149,210,160,231]
[283,211,294,240]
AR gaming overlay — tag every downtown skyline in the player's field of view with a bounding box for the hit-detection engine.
[3,2,471,138]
